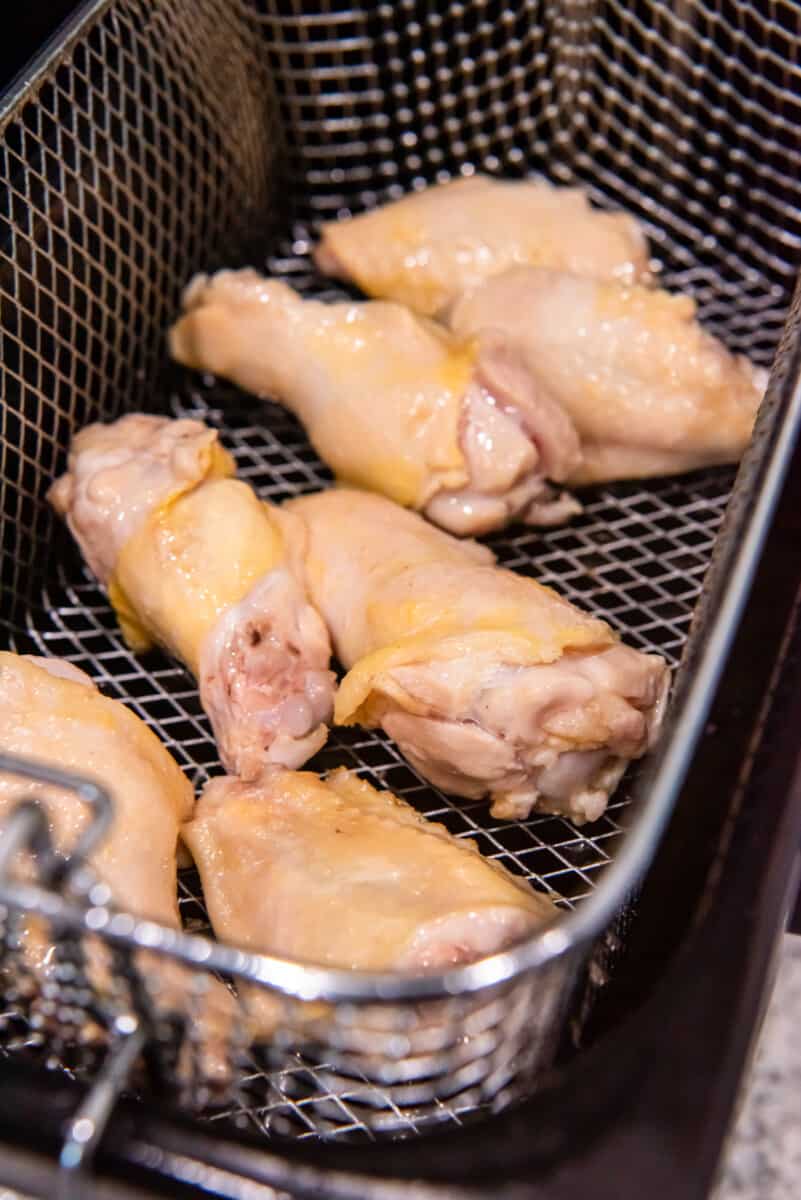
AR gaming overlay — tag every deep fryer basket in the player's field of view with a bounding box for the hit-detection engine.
[1,0,801,1192]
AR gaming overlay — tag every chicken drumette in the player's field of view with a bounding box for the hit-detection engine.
[169,270,582,535]
[49,414,334,778]
[287,489,669,824]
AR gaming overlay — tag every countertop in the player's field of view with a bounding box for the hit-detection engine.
[714,933,801,1200]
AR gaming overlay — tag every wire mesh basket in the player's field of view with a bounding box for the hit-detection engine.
[1,0,800,1175]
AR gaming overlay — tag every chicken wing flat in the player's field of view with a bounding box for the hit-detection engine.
[450,268,767,484]
[0,652,239,1081]
[49,414,333,777]
[169,269,582,535]
[313,174,651,317]
[0,652,192,931]
[287,489,669,824]
[182,768,556,972]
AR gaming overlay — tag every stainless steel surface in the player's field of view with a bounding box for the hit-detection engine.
[0,0,800,1151]
[0,753,112,869]
[58,1020,145,1200]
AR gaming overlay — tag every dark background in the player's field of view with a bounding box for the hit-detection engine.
[2,4,80,93]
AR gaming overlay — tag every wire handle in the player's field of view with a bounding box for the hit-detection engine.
[0,753,113,880]
[58,1017,145,1200]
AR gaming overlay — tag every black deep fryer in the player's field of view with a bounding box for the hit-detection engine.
[1,2,801,1198]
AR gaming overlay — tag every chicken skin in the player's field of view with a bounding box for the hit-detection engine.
[450,268,767,484]
[287,490,669,824]
[0,653,192,932]
[48,414,334,778]
[182,768,557,972]
[313,174,651,317]
[0,652,239,1079]
[169,270,582,535]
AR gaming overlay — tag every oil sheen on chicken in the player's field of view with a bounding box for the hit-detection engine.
[313,174,652,317]
[450,268,767,483]
[287,490,669,824]
[48,414,334,778]
[182,768,557,971]
[169,269,583,535]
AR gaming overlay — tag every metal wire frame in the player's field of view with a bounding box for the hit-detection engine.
[1,0,800,1147]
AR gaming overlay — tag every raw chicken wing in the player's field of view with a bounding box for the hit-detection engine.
[0,652,237,1080]
[182,768,557,972]
[288,490,669,824]
[314,174,651,317]
[49,414,334,777]
[0,653,192,931]
[450,268,767,483]
[169,270,582,535]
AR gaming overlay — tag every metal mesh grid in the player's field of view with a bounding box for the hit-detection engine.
[0,804,567,1142]
[210,967,561,1142]
[0,0,800,1148]
[6,360,732,910]
[0,0,281,607]
[215,979,555,1144]
[259,0,801,360]
[1,344,733,1140]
